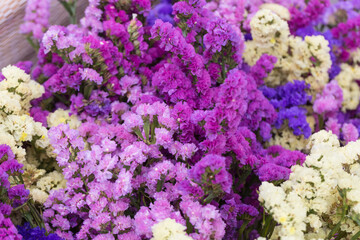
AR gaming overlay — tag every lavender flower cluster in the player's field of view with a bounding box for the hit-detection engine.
[2,0,360,239]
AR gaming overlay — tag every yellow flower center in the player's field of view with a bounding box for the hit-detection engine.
[60,117,66,123]
[20,132,27,141]
[279,216,286,223]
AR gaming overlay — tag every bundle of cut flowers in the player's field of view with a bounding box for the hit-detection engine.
[2,0,360,239]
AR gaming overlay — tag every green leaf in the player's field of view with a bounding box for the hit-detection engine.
[156,174,166,192]
[133,127,144,141]
[351,231,360,240]
[84,83,94,100]
[143,117,150,143]
[326,221,342,240]
[185,215,194,234]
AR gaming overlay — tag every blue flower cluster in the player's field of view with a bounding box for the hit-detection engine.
[261,80,312,138]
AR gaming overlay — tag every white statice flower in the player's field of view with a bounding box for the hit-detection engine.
[0,65,66,204]
[340,218,360,235]
[268,128,309,151]
[30,188,49,204]
[0,114,50,151]
[335,64,360,111]
[306,130,339,153]
[0,91,22,115]
[304,36,332,92]
[259,182,307,239]
[3,115,36,142]
[151,218,193,240]
[353,203,360,214]
[304,228,328,240]
[47,108,81,129]
[0,65,44,113]
[259,130,360,238]
[1,65,31,83]
[350,163,360,176]
[306,214,322,231]
[259,3,290,20]
[343,140,360,164]
[21,163,46,187]
[36,171,66,194]
[250,9,289,48]
[351,48,360,64]
[245,9,331,93]
[0,124,26,162]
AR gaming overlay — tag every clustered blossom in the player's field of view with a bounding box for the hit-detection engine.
[0,145,28,239]
[313,80,343,116]
[17,222,62,240]
[288,0,330,33]
[261,80,312,138]
[245,9,332,93]
[259,131,360,239]
[332,15,360,60]
[8,0,360,239]
[20,0,50,40]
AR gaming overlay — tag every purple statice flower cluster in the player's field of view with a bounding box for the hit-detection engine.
[146,0,174,26]
[23,0,305,237]
[313,80,343,117]
[0,145,28,239]
[258,145,306,181]
[20,0,51,40]
[13,0,360,239]
[323,0,360,26]
[0,213,21,240]
[17,223,62,240]
[326,107,360,144]
[289,0,330,33]
[332,15,360,61]
[261,80,312,138]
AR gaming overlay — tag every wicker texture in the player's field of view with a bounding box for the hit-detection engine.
[0,0,88,69]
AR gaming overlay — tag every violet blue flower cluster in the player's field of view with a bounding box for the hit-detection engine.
[261,80,312,138]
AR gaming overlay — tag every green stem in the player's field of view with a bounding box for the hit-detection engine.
[351,230,360,240]
[84,83,94,100]
[334,231,347,240]
[318,114,324,130]
[59,0,78,24]
[238,220,249,240]
[150,119,156,144]
[133,127,144,141]
[54,93,71,106]
[27,200,44,228]
[12,201,28,212]
[261,214,275,237]
[219,61,226,84]
[26,36,40,51]
[143,117,150,144]
[203,193,215,204]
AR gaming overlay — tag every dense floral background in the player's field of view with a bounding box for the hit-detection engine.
[1,0,360,239]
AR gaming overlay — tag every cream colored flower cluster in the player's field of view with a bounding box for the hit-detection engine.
[0,65,67,204]
[245,9,331,94]
[268,128,309,151]
[334,49,360,111]
[151,218,194,240]
[259,130,360,239]
[0,65,49,161]
[47,108,81,129]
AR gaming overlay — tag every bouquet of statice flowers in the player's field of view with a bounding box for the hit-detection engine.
[2,0,360,239]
